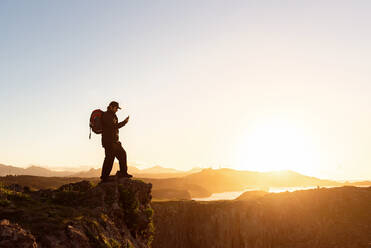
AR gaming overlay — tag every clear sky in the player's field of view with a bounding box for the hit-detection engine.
[1,1,370,180]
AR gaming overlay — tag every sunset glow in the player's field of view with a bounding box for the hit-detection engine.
[0,1,370,180]
[236,118,320,175]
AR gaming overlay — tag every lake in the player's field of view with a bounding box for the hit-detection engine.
[192,186,327,201]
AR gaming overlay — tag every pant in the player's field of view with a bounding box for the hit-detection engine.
[101,142,127,179]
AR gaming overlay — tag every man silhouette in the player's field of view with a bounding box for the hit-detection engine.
[101,101,132,182]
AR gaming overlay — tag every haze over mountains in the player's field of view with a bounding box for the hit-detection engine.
[72,164,203,178]
[0,163,202,178]
[1,163,369,201]
[0,164,74,177]
[1,163,369,185]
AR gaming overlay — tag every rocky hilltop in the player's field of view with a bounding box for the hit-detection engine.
[0,177,154,248]
[152,186,371,248]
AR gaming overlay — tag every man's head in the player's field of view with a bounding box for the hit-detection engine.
[108,101,121,113]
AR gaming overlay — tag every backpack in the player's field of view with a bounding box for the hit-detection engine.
[89,109,104,139]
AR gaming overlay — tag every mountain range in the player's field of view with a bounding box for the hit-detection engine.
[182,168,343,193]
[0,163,202,178]
[0,164,74,177]
[1,163,369,201]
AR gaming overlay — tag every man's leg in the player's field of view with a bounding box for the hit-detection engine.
[115,143,131,177]
[101,144,115,180]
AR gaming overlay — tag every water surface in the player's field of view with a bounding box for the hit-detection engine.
[192,186,326,201]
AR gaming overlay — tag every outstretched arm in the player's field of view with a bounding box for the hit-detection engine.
[117,116,129,129]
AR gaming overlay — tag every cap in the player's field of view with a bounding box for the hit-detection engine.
[109,101,121,109]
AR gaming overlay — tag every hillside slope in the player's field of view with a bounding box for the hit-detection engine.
[183,168,343,193]
[153,186,371,248]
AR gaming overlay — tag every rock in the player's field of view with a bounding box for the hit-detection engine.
[0,177,154,248]
[0,219,37,248]
[65,225,90,248]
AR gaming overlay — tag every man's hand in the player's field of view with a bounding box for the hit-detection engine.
[123,116,130,124]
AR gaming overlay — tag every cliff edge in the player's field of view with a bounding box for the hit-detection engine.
[0,177,154,248]
[152,186,371,248]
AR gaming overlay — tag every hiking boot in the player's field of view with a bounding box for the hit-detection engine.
[116,171,133,178]
[124,173,133,178]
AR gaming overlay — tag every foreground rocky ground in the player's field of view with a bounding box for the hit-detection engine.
[0,177,154,248]
[1,176,370,248]
[152,186,371,248]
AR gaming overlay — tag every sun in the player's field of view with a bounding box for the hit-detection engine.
[235,118,321,175]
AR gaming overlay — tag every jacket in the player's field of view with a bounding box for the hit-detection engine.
[101,110,127,147]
